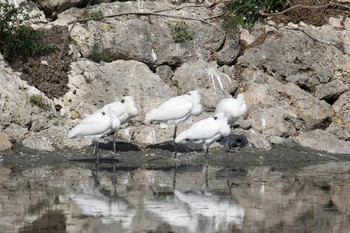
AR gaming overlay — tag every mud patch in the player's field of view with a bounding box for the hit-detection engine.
[8,25,71,99]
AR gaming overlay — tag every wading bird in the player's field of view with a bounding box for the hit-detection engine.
[175,113,230,167]
[215,93,247,125]
[97,96,139,125]
[69,96,139,162]
[145,90,202,158]
[68,106,121,163]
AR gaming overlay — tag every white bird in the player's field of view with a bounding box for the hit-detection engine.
[97,96,139,125]
[215,93,247,125]
[68,106,121,163]
[145,90,202,158]
[175,113,230,167]
[96,96,139,154]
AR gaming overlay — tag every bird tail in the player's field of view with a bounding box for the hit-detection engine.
[145,109,156,122]
[175,130,189,143]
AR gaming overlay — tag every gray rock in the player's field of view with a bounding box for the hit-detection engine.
[294,129,350,154]
[3,124,28,142]
[215,34,241,65]
[22,132,55,151]
[243,69,333,133]
[315,79,348,102]
[173,60,235,109]
[57,1,225,67]
[244,129,271,150]
[156,65,173,85]
[285,74,319,91]
[238,29,350,84]
[0,132,12,151]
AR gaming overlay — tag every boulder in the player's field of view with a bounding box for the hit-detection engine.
[55,1,228,67]
[294,129,350,154]
[314,79,348,102]
[243,69,333,134]
[173,60,238,109]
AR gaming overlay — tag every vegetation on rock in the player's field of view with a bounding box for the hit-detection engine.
[0,3,55,61]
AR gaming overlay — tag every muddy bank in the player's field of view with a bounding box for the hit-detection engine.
[1,143,349,172]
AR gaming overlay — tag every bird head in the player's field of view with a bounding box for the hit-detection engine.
[188,90,201,103]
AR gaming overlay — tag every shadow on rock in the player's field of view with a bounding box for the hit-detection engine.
[146,140,203,153]
[97,141,141,152]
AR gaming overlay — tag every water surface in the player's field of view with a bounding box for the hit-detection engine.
[1,148,350,233]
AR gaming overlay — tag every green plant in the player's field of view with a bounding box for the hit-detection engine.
[30,94,50,110]
[30,94,43,105]
[0,3,55,61]
[3,25,55,60]
[171,21,195,43]
[222,0,285,30]
[0,2,30,36]
[90,45,112,62]
[83,11,104,21]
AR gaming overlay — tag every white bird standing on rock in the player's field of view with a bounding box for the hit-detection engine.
[175,113,230,167]
[69,96,139,162]
[68,106,121,163]
[145,90,202,158]
[215,93,247,125]
[96,95,139,154]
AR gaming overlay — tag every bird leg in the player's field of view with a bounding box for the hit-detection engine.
[173,162,177,191]
[92,162,100,187]
[113,132,117,159]
[173,125,178,159]
[204,145,209,187]
[205,163,209,187]
[204,145,209,171]
[93,140,99,164]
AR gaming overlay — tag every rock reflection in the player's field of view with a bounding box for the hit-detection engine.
[1,161,350,232]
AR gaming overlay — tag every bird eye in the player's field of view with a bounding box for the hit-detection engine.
[102,112,106,115]
[188,93,191,96]
[121,99,125,103]
[214,117,218,120]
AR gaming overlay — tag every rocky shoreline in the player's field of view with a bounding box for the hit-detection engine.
[0,0,349,155]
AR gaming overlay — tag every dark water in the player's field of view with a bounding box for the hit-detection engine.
[1,153,350,233]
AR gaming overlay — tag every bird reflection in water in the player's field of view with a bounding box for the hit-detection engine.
[148,163,245,232]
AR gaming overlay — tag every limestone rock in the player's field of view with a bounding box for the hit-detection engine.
[315,79,348,102]
[294,129,350,154]
[173,60,237,109]
[0,132,12,151]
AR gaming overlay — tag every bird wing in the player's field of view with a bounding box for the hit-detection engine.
[68,112,113,139]
[145,96,193,122]
[215,98,246,123]
[175,117,223,143]
[98,102,138,124]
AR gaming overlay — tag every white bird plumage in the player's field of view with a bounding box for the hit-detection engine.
[215,93,247,125]
[97,96,139,125]
[175,113,230,166]
[145,90,202,157]
[68,106,121,162]
[68,96,139,162]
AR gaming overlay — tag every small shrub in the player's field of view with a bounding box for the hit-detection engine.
[30,94,50,110]
[3,25,55,60]
[90,45,113,62]
[83,11,104,21]
[0,3,55,61]
[171,21,195,43]
[0,2,30,36]
[222,0,285,30]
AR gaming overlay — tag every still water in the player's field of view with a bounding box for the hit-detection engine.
[1,158,350,233]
